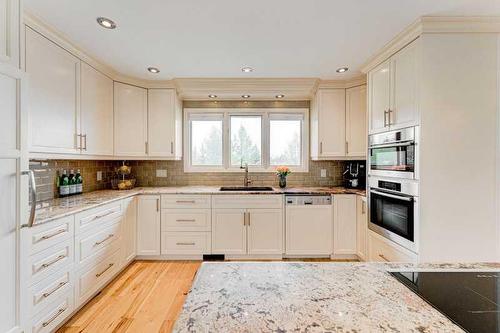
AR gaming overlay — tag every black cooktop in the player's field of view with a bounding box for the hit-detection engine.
[391,271,500,333]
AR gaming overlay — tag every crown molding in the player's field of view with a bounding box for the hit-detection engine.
[317,76,366,89]
[360,16,500,73]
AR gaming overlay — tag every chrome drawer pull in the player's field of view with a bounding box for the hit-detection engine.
[95,263,114,277]
[42,307,66,327]
[176,219,196,222]
[94,234,114,246]
[42,281,68,299]
[90,210,116,221]
[378,254,389,262]
[39,229,67,241]
[176,200,196,204]
[176,242,195,246]
[40,255,66,270]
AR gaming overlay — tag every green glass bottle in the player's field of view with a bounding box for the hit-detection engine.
[59,170,69,197]
[75,169,83,194]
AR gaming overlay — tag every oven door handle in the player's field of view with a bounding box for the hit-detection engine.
[369,141,414,149]
[370,190,413,202]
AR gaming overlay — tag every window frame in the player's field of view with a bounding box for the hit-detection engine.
[184,108,309,173]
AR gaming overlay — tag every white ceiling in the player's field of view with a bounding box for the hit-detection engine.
[25,0,500,80]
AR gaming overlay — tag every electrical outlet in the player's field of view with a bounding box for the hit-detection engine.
[156,169,167,178]
[320,169,327,178]
[96,171,103,181]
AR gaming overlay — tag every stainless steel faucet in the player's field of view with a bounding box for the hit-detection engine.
[240,162,253,187]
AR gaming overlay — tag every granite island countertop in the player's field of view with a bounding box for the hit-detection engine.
[34,186,366,225]
[173,261,500,333]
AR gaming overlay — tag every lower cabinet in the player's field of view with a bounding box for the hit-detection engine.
[333,195,357,255]
[212,209,247,254]
[136,195,161,256]
[122,197,137,263]
[356,196,368,260]
[367,230,417,263]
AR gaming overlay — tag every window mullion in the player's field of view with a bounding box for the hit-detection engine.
[263,112,270,170]
[223,112,230,170]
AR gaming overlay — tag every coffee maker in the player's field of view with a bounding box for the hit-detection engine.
[343,161,366,189]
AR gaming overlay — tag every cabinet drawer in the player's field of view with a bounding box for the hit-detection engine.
[212,195,283,209]
[31,292,73,333]
[29,239,74,285]
[368,231,417,263]
[76,220,121,265]
[161,209,211,232]
[74,201,122,235]
[161,232,211,255]
[29,268,73,317]
[75,248,122,307]
[161,195,211,209]
[30,215,74,255]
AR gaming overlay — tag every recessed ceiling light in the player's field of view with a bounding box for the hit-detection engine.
[336,67,349,73]
[275,94,285,99]
[242,94,251,99]
[147,67,160,74]
[241,67,254,73]
[208,94,217,98]
[96,17,117,29]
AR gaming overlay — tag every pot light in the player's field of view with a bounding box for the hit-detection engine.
[147,67,160,74]
[241,67,254,73]
[275,94,285,99]
[96,17,117,29]
[336,67,349,73]
[208,94,217,98]
[242,94,251,99]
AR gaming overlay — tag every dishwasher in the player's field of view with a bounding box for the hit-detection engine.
[285,195,333,256]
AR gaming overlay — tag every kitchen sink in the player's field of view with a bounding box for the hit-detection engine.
[219,186,274,192]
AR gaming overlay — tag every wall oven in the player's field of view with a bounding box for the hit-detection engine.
[368,176,418,252]
[368,127,417,179]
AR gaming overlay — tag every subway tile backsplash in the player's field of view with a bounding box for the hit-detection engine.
[30,159,349,202]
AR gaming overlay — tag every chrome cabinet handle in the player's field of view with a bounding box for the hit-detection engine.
[361,201,366,214]
[176,242,195,246]
[22,170,36,228]
[157,198,160,212]
[96,263,114,277]
[42,308,67,327]
[388,109,393,125]
[94,234,114,246]
[176,219,196,222]
[379,254,389,262]
[39,254,66,271]
[176,200,196,204]
[42,281,68,299]
[39,228,67,241]
[320,142,323,154]
[345,141,349,154]
[383,110,388,127]
[90,210,115,221]
[248,212,251,226]
[83,134,87,151]
[171,142,174,154]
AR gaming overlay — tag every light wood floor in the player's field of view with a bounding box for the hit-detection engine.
[59,258,355,333]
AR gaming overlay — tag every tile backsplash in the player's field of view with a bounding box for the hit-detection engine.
[30,159,351,202]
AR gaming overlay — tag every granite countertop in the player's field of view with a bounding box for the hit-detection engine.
[173,261,500,333]
[34,186,366,225]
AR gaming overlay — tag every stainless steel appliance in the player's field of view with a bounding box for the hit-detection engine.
[368,176,418,252]
[368,127,417,179]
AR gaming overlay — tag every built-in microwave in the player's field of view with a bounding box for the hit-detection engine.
[368,176,419,253]
[368,127,417,179]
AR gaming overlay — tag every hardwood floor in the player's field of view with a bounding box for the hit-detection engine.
[58,261,200,333]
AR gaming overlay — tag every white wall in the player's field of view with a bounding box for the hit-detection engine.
[419,33,500,262]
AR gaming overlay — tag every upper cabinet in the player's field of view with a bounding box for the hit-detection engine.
[26,27,80,154]
[147,89,182,159]
[311,86,366,160]
[0,0,20,68]
[368,39,419,134]
[81,63,114,156]
[114,82,148,157]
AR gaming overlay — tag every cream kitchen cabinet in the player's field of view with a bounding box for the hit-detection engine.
[333,195,357,255]
[136,195,161,256]
[0,0,20,68]
[368,230,417,263]
[346,85,367,157]
[26,26,81,154]
[114,82,148,157]
[122,197,137,264]
[211,209,247,255]
[147,89,182,159]
[80,63,114,156]
[368,39,419,134]
[356,195,367,260]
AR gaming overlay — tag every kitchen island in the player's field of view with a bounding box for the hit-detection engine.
[173,261,500,332]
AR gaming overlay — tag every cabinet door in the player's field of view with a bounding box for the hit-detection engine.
[0,0,19,67]
[356,196,367,260]
[136,195,160,256]
[333,195,357,255]
[247,209,283,255]
[211,209,246,255]
[390,39,419,129]
[26,27,80,154]
[123,197,137,263]
[346,85,367,157]
[147,89,175,157]
[368,60,390,134]
[318,89,346,157]
[80,63,113,156]
[114,82,147,157]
